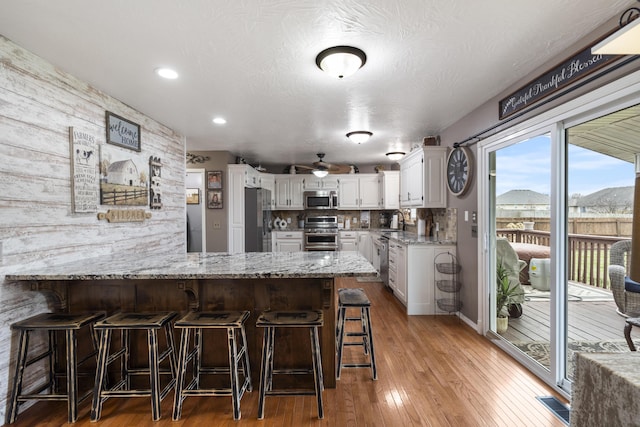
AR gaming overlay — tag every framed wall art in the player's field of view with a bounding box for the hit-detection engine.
[186,188,200,204]
[207,170,222,189]
[69,127,98,213]
[207,190,222,209]
[106,111,141,151]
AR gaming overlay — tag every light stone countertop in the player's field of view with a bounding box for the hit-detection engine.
[369,230,456,246]
[5,251,377,281]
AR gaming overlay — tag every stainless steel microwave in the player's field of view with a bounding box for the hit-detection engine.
[303,190,338,210]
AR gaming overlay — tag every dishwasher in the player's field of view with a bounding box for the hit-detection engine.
[375,236,389,287]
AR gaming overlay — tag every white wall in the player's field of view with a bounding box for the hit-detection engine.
[0,35,186,422]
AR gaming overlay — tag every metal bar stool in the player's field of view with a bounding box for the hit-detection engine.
[172,311,252,421]
[336,288,377,380]
[90,311,178,422]
[7,311,105,424]
[256,310,324,420]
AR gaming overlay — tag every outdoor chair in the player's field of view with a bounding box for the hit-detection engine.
[608,240,640,317]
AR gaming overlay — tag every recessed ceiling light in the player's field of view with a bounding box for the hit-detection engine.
[155,67,179,79]
[212,117,227,125]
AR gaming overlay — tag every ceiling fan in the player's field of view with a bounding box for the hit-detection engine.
[294,153,351,175]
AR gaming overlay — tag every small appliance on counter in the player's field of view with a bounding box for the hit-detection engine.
[390,215,399,230]
[360,211,370,229]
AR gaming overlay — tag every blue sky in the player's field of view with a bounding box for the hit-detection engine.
[495,135,635,197]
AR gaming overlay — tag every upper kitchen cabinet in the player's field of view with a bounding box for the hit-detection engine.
[304,175,339,190]
[337,174,380,209]
[260,173,276,209]
[244,165,262,188]
[399,147,446,208]
[274,175,305,210]
[378,170,400,210]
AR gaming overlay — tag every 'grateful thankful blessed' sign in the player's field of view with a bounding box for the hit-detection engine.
[499,45,621,120]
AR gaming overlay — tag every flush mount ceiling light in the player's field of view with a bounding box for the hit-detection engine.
[346,131,372,144]
[386,152,406,161]
[212,117,227,125]
[316,46,367,79]
[155,67,179,79]
[592,5,640,55]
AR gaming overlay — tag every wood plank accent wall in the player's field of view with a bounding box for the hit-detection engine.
[0,36,186,423]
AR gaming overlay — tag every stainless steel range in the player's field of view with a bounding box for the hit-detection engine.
[304,215,338,251]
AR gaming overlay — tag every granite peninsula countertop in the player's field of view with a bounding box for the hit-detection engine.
[5,251,377,282]
[370,230,456,246]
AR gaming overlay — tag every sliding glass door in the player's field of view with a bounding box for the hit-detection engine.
[482,98,639,393]
[487,130,555,378]
[564,105,637,381]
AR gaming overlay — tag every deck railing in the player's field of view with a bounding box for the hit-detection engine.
[496,229,627,289]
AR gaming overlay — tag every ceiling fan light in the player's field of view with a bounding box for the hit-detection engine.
[312,168,329,178]
[346,131,373,144]
[386,151,405,161]
[316,46,367,79]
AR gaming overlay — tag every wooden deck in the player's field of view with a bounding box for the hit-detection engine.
[502,290,628,343]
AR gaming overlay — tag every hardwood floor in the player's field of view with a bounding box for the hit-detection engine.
[11,278,567,427]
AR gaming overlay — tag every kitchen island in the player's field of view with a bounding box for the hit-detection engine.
[5,251,377,388]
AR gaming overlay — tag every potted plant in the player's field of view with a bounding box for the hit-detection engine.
[496,262,524,334]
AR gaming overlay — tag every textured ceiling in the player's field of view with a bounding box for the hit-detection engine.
[0,0,634,167]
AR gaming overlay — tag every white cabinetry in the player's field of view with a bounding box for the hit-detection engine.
[358,231,372,262]
[227,165,246,253]
[339,231,358,251]
[274,175,305,210]
[379,170,399,209]
[338,174,380,209]
[388,242,407,305]
[399,147,446,208]
[304,175,339,190]
[273,231,303,252]
[388,242,457,314]
[260,173,276,209]
[243,166,262,188]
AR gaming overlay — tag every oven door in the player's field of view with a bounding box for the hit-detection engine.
[304,232,338,251]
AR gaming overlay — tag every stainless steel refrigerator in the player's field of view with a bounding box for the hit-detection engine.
[245,188,272,252]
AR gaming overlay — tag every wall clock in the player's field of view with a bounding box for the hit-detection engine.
[446,146,472,197]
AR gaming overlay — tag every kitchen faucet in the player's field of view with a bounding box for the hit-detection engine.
[391,210,406,231]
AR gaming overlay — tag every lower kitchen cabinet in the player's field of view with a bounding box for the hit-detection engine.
[389,242,456,315]
[388,242,407,305]
[357,231,372,262]
[273,231,303,252]
[339,230,358,251]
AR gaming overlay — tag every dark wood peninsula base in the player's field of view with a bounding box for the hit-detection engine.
[9,252,377,391]
[32,276,339,388]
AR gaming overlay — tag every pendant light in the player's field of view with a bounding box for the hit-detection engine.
[592,6,640,55]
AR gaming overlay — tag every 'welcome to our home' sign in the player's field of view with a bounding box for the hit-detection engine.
[499,46,621,120]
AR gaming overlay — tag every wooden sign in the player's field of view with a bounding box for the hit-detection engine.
[97,209,151,223]
[499,46,621,119]
[69,127,98,213]
[106,111,141,151]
